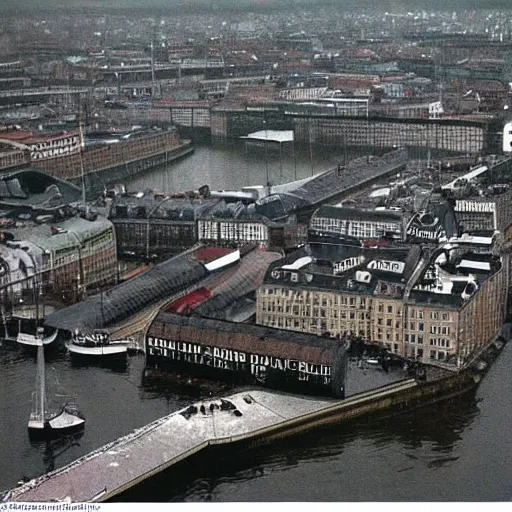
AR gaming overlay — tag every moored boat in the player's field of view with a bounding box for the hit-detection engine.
[29,331,85,439]
[66,332,130,357]
[17,329,58,347]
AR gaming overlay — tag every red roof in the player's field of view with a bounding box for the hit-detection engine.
[194,247,235,264]
[166,287,212,314]
[0,130,33,141]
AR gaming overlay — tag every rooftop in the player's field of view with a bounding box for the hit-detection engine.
[44,246,241,334]
[0,168,82,210]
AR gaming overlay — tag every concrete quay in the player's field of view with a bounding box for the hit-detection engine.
[7,373,476,503]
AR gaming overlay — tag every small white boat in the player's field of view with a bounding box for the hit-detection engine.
[28,408,85,432]
[17,329,58,347]
[66,332,131,357]
[66,341,128,356]
[29,333,85,438]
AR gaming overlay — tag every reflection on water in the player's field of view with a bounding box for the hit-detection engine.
[157,394,480,502]
[28,432,85,477]
[126,141,367,194]
[69,354,128,373]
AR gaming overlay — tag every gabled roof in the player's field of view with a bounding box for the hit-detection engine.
[312,205,403,224]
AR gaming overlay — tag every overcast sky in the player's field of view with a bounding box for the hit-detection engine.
[1,0,511,12]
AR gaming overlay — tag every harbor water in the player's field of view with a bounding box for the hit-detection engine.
[125,140,361,194]
[1,142,511,501]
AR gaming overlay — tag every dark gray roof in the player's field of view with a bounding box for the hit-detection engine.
[0,168,81,210]
[312,205,403,224]
[280,149,408,207]
[193,250,282,320]
[45,246,211,333]
[151,311,339,352]
[408,290,464,308]
[109,194,220,221]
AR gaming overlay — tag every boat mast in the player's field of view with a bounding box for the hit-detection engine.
[35,340,47,421]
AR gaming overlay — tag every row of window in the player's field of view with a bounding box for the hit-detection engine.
[261,289,458,325]
[409,310,452,321]
[311,218,401,239]
[260,311,456,348]
[430,338,451,348]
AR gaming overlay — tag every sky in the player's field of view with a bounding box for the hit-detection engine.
[1,0,511,12]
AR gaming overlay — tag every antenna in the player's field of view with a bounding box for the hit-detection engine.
[150,40,156,84]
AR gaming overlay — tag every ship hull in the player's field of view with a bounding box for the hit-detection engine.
[66,342,128,356]
[28,410,85,440]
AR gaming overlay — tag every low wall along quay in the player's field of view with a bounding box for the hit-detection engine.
[32,131,194,198]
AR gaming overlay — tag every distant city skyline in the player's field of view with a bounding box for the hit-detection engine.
[1,0,512,12]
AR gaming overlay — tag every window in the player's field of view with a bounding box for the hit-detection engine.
[387,305,393,313]
[386,319,392,327]
[411,335,416,344]
[418,323,424,332]
[410,322,415,331]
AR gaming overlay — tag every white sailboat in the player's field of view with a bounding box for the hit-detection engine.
[28,331,85,438]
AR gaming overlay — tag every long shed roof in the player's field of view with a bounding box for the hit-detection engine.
[44,246,234,333]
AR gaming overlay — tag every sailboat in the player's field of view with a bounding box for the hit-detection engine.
[16,279,59,347]
[28,329,85,439]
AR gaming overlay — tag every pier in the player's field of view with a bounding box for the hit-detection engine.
[7,369,478,503]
